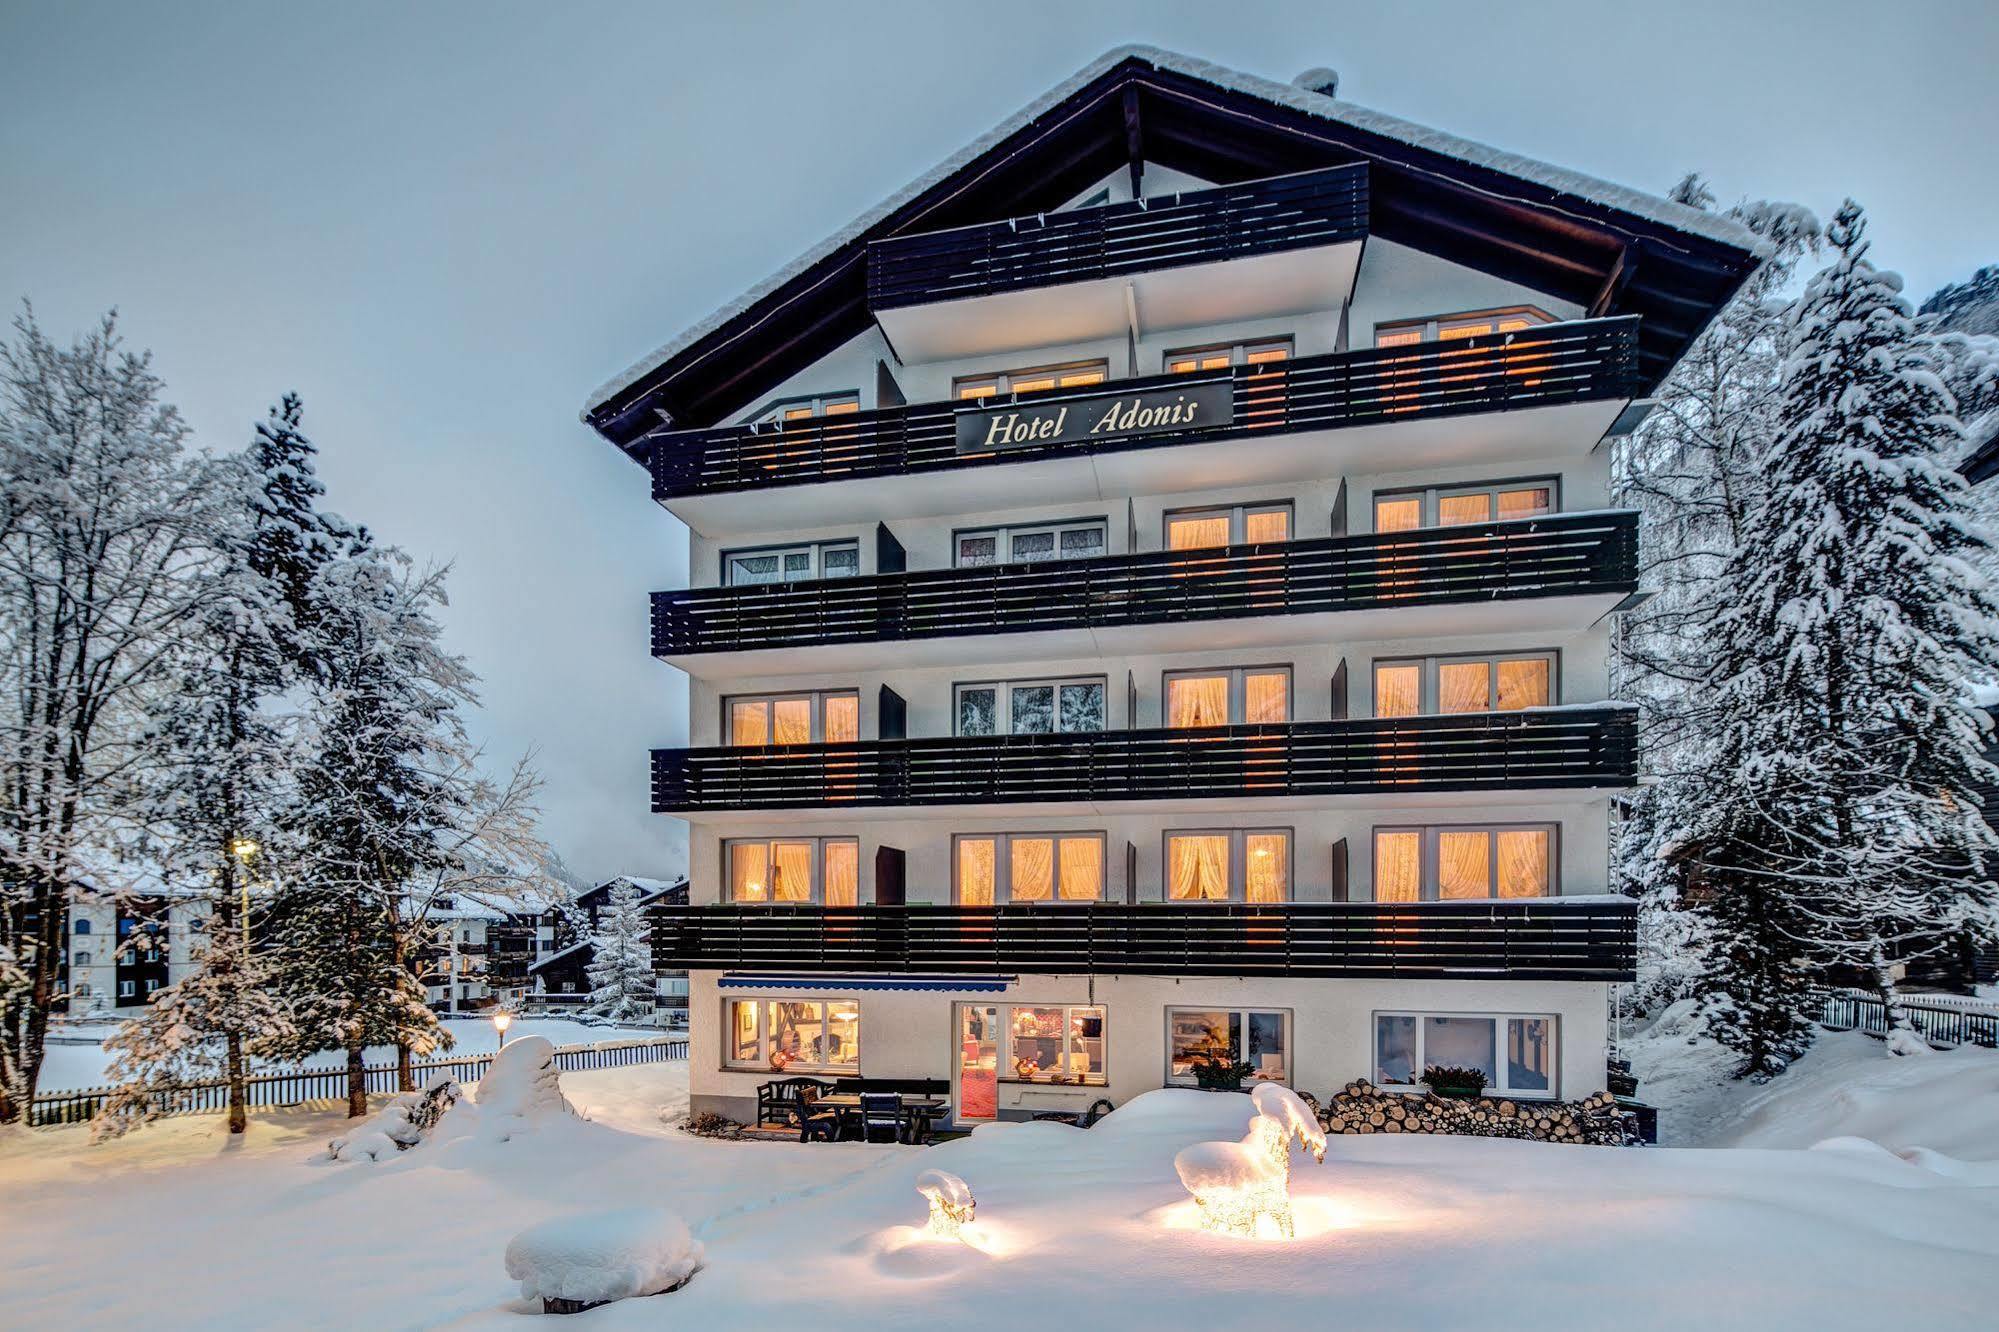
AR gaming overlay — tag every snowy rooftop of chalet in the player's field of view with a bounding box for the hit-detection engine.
[584,44,1764,419]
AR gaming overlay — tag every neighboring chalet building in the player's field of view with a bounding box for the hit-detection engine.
[582,48,1760,1124]
[61,891,204,1016]
[527,876,690,1012]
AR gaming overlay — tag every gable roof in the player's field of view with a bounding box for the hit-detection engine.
[584,46,1761,455]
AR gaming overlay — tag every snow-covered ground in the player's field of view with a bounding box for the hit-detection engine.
[3,1046,1995,1331]
[34,1017,666,1091]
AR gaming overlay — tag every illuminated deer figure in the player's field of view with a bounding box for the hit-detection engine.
[1174,1083,1327,1239]
[915,1168,975,1240]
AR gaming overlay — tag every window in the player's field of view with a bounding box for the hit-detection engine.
[1373,478,1558,533]
[753,392,860,427]
[1373,306,1555,347]
[955,678,1106,736]
[118,980,135,998]
[144,978,161,995]
[1375,1012,1556,1097]
[725,998,861,1073]
[1167,1008,1291,1085]
[726,691,860,745]
[73,983,91,999]
[725,837,860,905]
[722,540,860,586]
[1373,653,1556,717]
[1163,667,1290,728]
[954,359,1109,401]
[1165,501,1293,550]
[1372,825,1556,901]
[956,1003,1107,1108]
[955,832,1105,903]
[955,519,1107,567]
[1165,829,1291,902]
[1165,338,1292,374]
[72,950,91,968]
[73,919,91,935]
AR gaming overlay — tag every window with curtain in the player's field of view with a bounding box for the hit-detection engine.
[990,1004,1107,1085]
[1164,667,1290,727]
[726,998,862,1073]
[722,539,860,586]
[726,690,860,745]
[725,837,860,904]
[1167,829,1291,902]
[955,520,1108,567]
[1374,1012,1556,1097]
[754,392,860,426]
[1165,501,1293,550]
[955,833,1105,903]
[1372,654,1556,717]
[955,678,1106,736]
[1164,337,1292,374]
[1168,1008,1291,1085]
[1374,306,1554,346]
[953,359,1109,400]
[1371,478,1558,533]
[1371,825,1555,900]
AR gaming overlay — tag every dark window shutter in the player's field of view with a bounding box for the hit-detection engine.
[875,522,906,574]
[1125,840,1139,905]
[878,685,907,740]
[874,845,906,906]
[1331,658,1349,721]
[1331,837,1350,902]
[1330,478,1349,538]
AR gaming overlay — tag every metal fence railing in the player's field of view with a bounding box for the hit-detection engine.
[1814,988,1998,1049]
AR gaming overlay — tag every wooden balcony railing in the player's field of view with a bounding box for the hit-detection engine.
[648,899,1638,983]
[652,706,1637,813]
[644,317,1642,499]
[652,511,1638,656]
[865,165,1369,310]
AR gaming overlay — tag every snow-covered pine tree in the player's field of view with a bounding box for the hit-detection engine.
[1740,203,1999,1048]
[585,880,656,1022]
[244,393,357,668]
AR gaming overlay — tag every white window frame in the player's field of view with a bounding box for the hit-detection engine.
[1164,337,1293,373]
[953,518,1109,568]
[1165,1006,1294,1087]
[953,677,1108,737]
[1370,823,1560,901]
[1162,827,1294,903]
[118,979,135,998]
[1163,500,1295,548]
[962,1001,1109,1087]
[723,997,863,1074]
[722,836,861,905]
[953,358,1110,401]
[1372,651,1560,717]
[721,539,860,586]
[1372,476,1560,531]
[724,690,862,745]
[1373,1010,1560,1099]
[751,392,860,427]
[1161,665,1293,727]
[952,831,1108,904]
[1373,305,1556,346]
[72,950,91,968]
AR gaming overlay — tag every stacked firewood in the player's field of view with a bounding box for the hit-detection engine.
[1312,1080,1633,1146]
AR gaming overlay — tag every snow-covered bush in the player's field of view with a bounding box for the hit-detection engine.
[504,1208,701,1312]
[323,1075,462,1163]
[476,1035,570,1128]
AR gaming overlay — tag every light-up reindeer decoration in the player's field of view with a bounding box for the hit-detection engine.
[1174,1083,1327,1238]
[915,1168,976,1240]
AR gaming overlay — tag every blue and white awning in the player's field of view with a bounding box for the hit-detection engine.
[717,972,1015,993]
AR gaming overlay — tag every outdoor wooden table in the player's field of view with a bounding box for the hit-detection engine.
[809,1094,949,1143]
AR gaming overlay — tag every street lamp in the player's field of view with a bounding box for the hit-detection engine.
[228,838,259,951]
[494,1010,513,1050]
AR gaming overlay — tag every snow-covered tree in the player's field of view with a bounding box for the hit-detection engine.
[0,308,219,1124]
[585,880,656,1022]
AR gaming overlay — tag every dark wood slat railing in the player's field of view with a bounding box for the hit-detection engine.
[652,706,1637,813]
[645,317,1642,499]
[648,900,1638,983]
[653,511,1638,656]
[865,165,1369,310]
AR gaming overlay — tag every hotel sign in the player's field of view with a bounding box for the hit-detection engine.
[954,381,1234,454]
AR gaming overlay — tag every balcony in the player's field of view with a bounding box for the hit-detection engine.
[648,899,1638,983]
[653,511,1638,674]
[865,166,1369,363]
[645,317,1641,534]
[651,705,1637,814]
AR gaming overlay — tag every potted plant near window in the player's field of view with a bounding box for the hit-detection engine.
[1189,1025,1255,1092]
[1420,1064,1488,1100]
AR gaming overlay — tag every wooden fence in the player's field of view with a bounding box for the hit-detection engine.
[1813,988,1998,1049]
[30,1037,687,1128]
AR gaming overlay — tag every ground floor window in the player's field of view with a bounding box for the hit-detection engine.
[956,1003,1107,1119]
[725,998,861,1073]
[1166,1007,1290,1085]
[1374,1012,1556,1097]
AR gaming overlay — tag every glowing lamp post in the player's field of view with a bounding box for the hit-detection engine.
[494,1010,514,1050]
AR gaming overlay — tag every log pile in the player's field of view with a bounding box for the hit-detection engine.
[1315,1080,1634,1146]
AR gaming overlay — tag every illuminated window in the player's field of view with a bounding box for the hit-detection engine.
[1372,479,1557,532]
[1165,501,1293,549]
[753,392,860,426]
[725,691,860,745]
[1371,825,1556,901]
[1372,654,1556,717]
[725,837,860,905]
[954,832,1105,904]
[1373,306,1555,346]
[955,519,1107,566]
[722,540,860,586]
[1164,667,1290,728]
[953,359,1109,400]
[1375,1012,1556,1097]
[1168,1008,1291,1085]
[955,678,1106,736]
[725,998,861,1073]
[1164,338,1292,374]
[1165,828,1291,903]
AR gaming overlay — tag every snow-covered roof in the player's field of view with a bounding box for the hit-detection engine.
[585,44,1761,419]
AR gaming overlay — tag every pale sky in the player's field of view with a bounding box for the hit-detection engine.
[3,1,1993,882]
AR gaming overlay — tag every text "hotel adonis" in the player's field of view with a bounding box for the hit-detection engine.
[955,381,1235,454]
